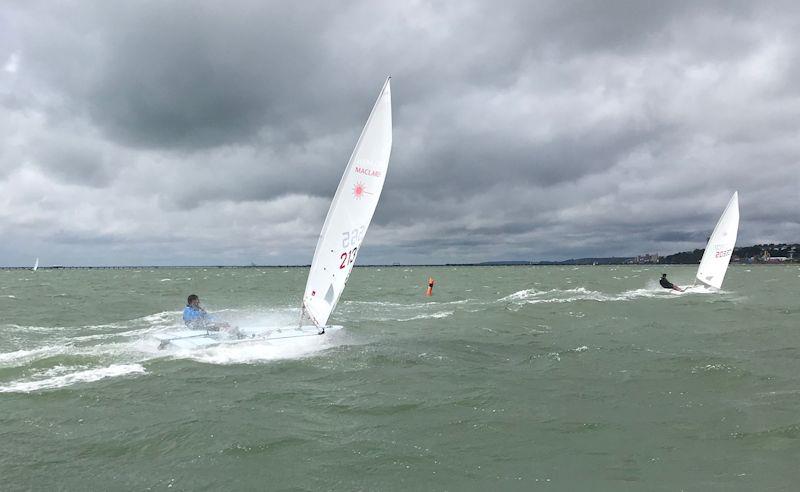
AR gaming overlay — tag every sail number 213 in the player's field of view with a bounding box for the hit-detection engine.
[339,227,365,269]
[339,247,358,269]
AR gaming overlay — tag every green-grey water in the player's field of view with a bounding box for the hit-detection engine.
[1,265,798,490]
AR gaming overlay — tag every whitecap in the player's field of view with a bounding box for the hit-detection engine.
[0,345,66,366]
[0,364,146,393]
[397,311,454,321]
[500,285,710,305]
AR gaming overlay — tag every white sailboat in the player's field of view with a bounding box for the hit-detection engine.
[155,78,392,349]
[692,191,739,290]
[32,258,39,272]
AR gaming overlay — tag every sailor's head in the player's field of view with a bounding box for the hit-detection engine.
[187,294,199,306]
[661,273,667,278]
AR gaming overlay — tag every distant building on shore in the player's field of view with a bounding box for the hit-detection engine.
[767,256,790,263]
[633,253,660,264]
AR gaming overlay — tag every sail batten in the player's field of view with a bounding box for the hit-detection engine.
[695,191,739,290]
[302,78,392,327]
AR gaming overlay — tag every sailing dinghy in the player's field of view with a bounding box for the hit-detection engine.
[156,78,392,349]
[686,191,739,291]
[32,258,39,272]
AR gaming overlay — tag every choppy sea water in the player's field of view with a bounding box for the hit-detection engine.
[1,265,798,490]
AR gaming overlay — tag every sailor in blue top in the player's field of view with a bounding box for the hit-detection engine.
[183,294,243,337]
[183,294,211,327]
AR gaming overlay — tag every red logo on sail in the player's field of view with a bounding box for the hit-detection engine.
[353,182,372,200]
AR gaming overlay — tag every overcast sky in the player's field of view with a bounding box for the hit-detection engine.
[1,0,798,266]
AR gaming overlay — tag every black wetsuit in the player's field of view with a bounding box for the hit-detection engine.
[659,277,674,289]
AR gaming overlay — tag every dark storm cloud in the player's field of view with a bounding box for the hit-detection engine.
[0,0,798,265]
[12,1,342,149]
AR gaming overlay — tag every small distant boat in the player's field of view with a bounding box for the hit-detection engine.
[32,258,39,272]
[694,191,739,289]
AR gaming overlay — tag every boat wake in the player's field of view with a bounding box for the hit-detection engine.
[0,307,347,393]
[499,285,705,307]
[164,329,344,365]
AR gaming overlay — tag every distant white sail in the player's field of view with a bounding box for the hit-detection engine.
[301,78,392,327]
[696,192,739,289]
[32,258,39,272]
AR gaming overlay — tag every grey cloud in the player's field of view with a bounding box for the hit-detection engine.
[16,1,341,149]
[649,231,708,243]
[0,0,798,266]
[33,139,114,187]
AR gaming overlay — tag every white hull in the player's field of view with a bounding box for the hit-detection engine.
[677,284,719,294]
[155,325,343,350]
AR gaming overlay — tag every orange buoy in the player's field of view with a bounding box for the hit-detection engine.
[425,277,435,296]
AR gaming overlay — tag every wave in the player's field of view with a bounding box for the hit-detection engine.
[3,311,179,333]
[0,364,146,393]
[498,286,708,305]
[338,299,478,323]
[396,311,454,322]
[343,300,410,308]
[528,345,592,364]
[0,345,66,366]
[344,298,476,308]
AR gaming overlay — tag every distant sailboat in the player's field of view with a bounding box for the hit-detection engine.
[32,258,39,272]
[694,191,739,289]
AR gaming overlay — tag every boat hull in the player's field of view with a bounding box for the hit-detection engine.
[154,325,343,350]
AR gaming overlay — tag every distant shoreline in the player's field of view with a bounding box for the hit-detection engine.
[3,242,796,269]
[0,263,795,270]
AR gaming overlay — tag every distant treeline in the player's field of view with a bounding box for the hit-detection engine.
[661,243,798,264]
[475,243,799,266]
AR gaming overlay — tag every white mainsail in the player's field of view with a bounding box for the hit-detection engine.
[301,78,392,327]
[695,191,739,289]
[32,258,39,272]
